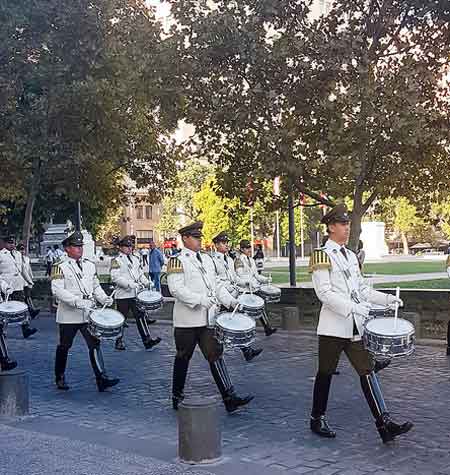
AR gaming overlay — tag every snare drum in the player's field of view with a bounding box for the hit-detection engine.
[215,312,256,348]
[368,304,394,320]
[258,285,281,304]
[237,293,264,319]
[363,317,415,358]
[136,290,163,314]
[88,308,125,340]
[0,301,29,326]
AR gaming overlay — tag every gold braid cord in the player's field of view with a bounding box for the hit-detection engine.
[167,257,183,274]
[51,263,63,280]
[308,249,332,273]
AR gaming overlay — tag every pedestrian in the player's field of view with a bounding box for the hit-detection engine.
[0,275,18,371]
[17,243,40,319]
[148,240,165,291]
[110,235,161,351]
[45,247,55,276]
[253,244,265,274]
[308,204,412,443]
[167,221,253,413]
[140,246,149,266]
[356,239,366,271]
[51,231,119,392]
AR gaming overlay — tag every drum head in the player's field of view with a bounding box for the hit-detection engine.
[216,313,255,331]
[137,290,163,304]
[90,309,124,328]
[259,285,281,296]
[0,301,28,314]
[238,294,264,308]
[365,317,413,336]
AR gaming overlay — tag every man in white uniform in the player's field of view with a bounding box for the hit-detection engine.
[211,231,263,362]
[309,204,413,443]
[0,276,17,371]
[51,231,119,392]
[167,222,253,413]
[17,243,40,319]
[234,239,277,336]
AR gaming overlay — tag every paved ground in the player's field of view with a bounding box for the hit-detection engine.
[1,314,450,475]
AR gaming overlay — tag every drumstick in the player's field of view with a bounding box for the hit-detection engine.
[394,286,400,330]
[98,290,117,314]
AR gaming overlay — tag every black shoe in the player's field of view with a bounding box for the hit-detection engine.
[310,415,336,438]
[172,393,184,410]
[377,413,413,443]
[115,339,126,351]
[224,394,254,413]
[147,319,157,325]
[446,346,450,356]
[264,327,277,337]
[244,348,263,362]
[1,359,18,372]
[144,337,161,350]
[23,327,37,339]
[332,370,340,375]
[374,359,391,373]
[55,376,69,390]
[96,376,120,392]
[30,309,40,320]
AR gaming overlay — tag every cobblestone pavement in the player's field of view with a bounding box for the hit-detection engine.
[2,314,450,475]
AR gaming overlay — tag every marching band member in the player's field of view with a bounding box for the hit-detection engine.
[51,232,119,392]
[309,204,413,443]
[234,239,277,336]
[110,236,161,351]
[17,243,40,319]
[211,231,263,362]
[167,222,253,413]
[0,277,18,371]
[0,235,38,338]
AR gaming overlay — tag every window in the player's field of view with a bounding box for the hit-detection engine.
[136,206,143,219]
[136,230,153,240]
[145,205,152,220]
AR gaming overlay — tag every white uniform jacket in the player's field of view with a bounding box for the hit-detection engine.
[110,252,150,300]
[210,251,247,297]
[0,278,10,295]
[446,255,450,279]
[51,257,109,324]
[234,252,269,289]
[310,239,397,340]
[0,249,25,292]
[167,249,236,328]
[20,255,34,288]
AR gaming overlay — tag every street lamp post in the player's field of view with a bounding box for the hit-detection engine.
[288,192,296,287]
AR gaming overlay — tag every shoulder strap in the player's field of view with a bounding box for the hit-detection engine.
[308,249,332,273]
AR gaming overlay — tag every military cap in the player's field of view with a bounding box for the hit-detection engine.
[178,221,203,238]
[62,231,84,247]
[212,231,230,244]
[118,235,134,247]
[321,204,351,225]
[239,239,251,249]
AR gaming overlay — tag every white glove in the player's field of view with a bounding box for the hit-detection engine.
[352,302,371,318]
[75,299,95,310]
[200,296,215,309]
[128,282,139,290]
[388,295,404,308]
[1,283,12,294]
[230,298,240,310]
[103,296,114,307]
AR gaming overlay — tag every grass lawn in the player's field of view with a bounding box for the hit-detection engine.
[374,279,450,290]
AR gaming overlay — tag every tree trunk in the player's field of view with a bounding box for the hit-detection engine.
[21,158,41,254]
[401,231,409,255]
[349,189,364,252]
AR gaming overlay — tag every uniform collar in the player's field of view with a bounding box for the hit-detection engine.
[325,239,347,251]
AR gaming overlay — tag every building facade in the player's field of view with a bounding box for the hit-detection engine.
[120,197,162,246]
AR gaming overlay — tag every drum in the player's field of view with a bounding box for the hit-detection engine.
[0,301,29,326]
[368,304,394,320]
[88,308,125,340]
[136,290,163,314]
[215,312,256,348]
[258,284,281,304]
[237,293,264,319]
[363,317,415,358]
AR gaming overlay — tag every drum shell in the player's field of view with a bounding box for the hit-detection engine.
[0,301,29,326]
[237,294,264,319]
[136,291,163,314]
[88,309,124,340]
[214,313,256,349]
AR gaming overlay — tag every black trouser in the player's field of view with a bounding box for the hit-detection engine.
[55,323,105,379]
[9,291,34,337]
[0,323,13,363]
[116,298,152,345]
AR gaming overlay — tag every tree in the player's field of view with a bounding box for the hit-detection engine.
[0,0,183,249]
[169,0,450,250]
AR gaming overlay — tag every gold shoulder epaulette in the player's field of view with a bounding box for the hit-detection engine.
[51,263,63,280]
[167,257,183,274]
[308,249,331,273]
[110,258,120,270]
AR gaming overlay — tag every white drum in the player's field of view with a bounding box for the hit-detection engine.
[368,304,394,320]
[0,301,29,326]
[363,317,415,358]
[136,290,163,314]
[258,285,281,303]
[215,312,256,348]
[237,293,264,319]
[88,308,125,340]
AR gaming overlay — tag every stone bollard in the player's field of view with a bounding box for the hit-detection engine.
[0,369,29,416]
[282,306,300,331]
[178,396,222,464]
